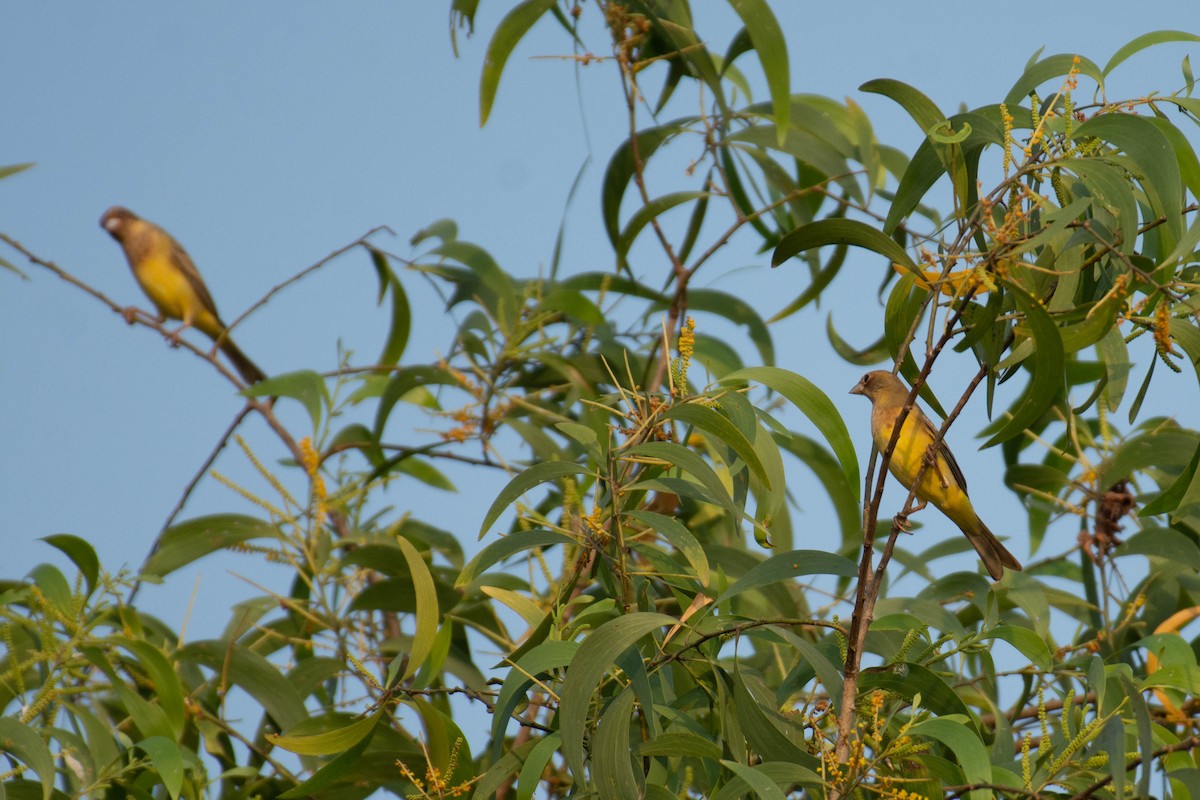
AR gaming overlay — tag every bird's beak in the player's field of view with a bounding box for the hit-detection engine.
[849,383,864,396]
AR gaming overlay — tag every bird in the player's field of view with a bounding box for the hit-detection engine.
[849,370,1022,580]
[100,206,266,385]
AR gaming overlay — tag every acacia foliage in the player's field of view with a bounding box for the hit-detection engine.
[4,4,1200,799]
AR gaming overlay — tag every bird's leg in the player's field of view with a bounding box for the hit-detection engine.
[911,499,927,513]
[121,306,140,325]
[924,446,950,490]
[168,317,193,347]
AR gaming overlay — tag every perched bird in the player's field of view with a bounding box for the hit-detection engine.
[850,370,1022,580]
[100,206,266,385]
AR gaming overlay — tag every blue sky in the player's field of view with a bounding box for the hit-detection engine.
[4,2,1198,647]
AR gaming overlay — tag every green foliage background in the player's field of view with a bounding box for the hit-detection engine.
[4,4,1200,799]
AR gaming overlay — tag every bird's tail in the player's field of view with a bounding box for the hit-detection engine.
[965,520,1022,581]
[217,335,266,385]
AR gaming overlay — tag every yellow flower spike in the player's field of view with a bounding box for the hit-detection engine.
[891,263,987,296]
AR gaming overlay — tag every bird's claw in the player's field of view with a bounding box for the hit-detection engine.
[121,306,139,325]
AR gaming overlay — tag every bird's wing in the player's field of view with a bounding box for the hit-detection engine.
[169,237,222,320]
[919,412,968,494]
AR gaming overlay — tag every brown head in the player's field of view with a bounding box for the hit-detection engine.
[99,206,140,242]
[849,370,908,405]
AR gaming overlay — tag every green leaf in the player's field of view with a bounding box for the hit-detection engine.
[117,639,187,740]
[478,461,589,537]
[593,689,642,800]
[907,718,991,800]
[719,760,788,800]
[135,737,185,800]
[1004,53,1104,106]
[394,535,439,682]
[637,731,722,759]
[516,733,562,800]
[982,285,1065,448]
[665,402,769,487]
[245,369,327,430]
[1104,31,1200,76]
[617,191,709,266]
[985,625,1053,671]
[602,122,687,247]
[39,534,98,596]
[1074,114,1183,254]
[490,640,578,759]
[277,728,375,799]
[722,366,860,501]
[625,441,738,517]
[1118,527,1200,569]
[716,550,856,603]
[372,252,411,367]
[626,510,710,586]
[177,640,308,731]
[141,514,277,579]
[772,218,917,273]
[560,612,676,778]
[28,564,71,615]
[479,0,557,125]
[457,529,575,587]
[0,718,55,800]
[0,162,34,181]
[726,0,789,145]
[860,78,946,138]
[859,663,975,721]
[826,315,889,365]
[270,708,384,755]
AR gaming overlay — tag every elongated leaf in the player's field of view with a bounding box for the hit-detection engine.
[603,122,688,246]
[560,613,676,778]
[490,640,578,758]
[270,708,384,755]
[723,366,860,500]
[727,0,789,144]
[142,514,277,579]
[859,662,975,721]
[772,218,917,272]
[245,369,327,429]
[117,639,186,740]
[136,737,184,800]
[638,731,722,759]
[624,441,738,517]
[626,509,710,585]
[278,727,375,799]
[40,533,98,596]
[457,529,575,587]
[985,625,1053,671]
[617,191,710,266]
[720,760,788,800]
[177,640,308,731]
[0,718,55,800]
[479,0,557,125]
[1004,53,1104,106]
[479,461,589,537]
[1074,114,1183,254]
[593,689,641,800]
[1104,31,1200,76]
[717,550,856,604]
[516,733,562,800]
[908,718,991,800]
[395,535,439,682]
[665,402,768,487]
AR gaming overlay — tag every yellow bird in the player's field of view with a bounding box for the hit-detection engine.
[100,206,265,385]
[850,370,1022,580]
